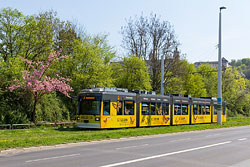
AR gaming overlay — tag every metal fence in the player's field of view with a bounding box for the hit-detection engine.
[0,122,76,130]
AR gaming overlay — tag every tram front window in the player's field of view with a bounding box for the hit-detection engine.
[79,98,101,115]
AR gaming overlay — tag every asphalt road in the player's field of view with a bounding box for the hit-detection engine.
[1,126,250,167]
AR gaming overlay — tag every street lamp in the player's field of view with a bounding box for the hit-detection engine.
[161,54,164,95]
[217,6,226,125]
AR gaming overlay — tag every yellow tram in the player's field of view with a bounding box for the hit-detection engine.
[76,87,227,129]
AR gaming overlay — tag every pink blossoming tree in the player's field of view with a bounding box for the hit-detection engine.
[9,51,73,123]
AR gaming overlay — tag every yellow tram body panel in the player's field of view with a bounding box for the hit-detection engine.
[222,114,227,122]
[192,115,211,124]
[139,103,171,127]
[212,106,227,123]
[101,101,137,128]
[172,105,190,125]
[173,115,189,125]
[77,115,101,128]
[222,106,227,122]
[140,115,171,126]
[101,115,136,128]
[212,115,217,123]
[213,114,227,123]
[191,106,212,124]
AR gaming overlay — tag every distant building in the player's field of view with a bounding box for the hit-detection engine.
[194,57,229,69]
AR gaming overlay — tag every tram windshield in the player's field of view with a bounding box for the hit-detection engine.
[79,97,101,115]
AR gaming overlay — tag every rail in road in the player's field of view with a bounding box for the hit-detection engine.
[1,126,250,167]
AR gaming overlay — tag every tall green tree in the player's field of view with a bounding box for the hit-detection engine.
[166,60,206,97]
[197,64,217,97]
[0,8,24,62]
[111,56,152,90]
[181,61,206,97]
[57,35,115,95]
[222,67,248,116]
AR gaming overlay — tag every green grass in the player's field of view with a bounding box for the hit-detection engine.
[1,118,250,151]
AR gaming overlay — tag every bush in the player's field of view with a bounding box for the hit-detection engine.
[36,93,70,122]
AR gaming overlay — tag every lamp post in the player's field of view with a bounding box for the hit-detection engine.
[217,6,226,125]
[161,54,164,95]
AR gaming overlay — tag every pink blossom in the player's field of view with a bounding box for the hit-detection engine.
[9,51,73,98]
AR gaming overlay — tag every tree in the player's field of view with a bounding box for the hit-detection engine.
[222,67,248,116]
[121,13,181,92]
[0,56,32,124]
[54,34,115,97]
[167,60,206,97]
[0,8,24,62]
[9,51,73,123]
[197,64,217,97]
[111,56,152,90]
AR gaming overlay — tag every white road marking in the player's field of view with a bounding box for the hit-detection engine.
[238,138,247,141]
[116,144,149,150]
[25,153,80,163]
[99,141,232,167]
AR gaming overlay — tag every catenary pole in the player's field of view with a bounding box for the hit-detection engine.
[217,6,226,125]
[161,55,164,95]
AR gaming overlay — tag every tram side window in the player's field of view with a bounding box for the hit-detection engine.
[156,103,162,115]
[124,101,134,115]
[174,104,181,115]
[198,105,202,115]
[117,101,123,115]
[202,105,206,115]
[142,102,150,115]
[182,104,188,115]
[214,106,217,115]
[206,105,210,115]
[151,102,156,115]
[193,104,198,115]
[198,105,203,115]
[103,101,110,115]
[162,103,169,115]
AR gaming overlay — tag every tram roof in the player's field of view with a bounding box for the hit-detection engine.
[79,87,136,96]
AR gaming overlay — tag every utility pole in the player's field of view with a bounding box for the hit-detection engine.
[161,55,164,95]
[217,6,226,125]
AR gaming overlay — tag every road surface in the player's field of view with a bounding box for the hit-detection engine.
[1,126,250,167]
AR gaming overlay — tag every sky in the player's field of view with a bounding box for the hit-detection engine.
[1,0,250,63]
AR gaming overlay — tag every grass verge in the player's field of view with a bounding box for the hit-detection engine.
[1,117,250,151]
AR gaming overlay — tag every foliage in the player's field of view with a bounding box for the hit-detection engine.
[9,52,73,123]
[197,64,217,97]
[111,56,152,90]
[0,8,83,124]
[0,57,32,124]
[57,35,115,95]
[36,93,70,122]
[0,7,24,62]
[182,62,206,97]
[166,60,206,98]
[222,67,249,117]
[231,58,250,80]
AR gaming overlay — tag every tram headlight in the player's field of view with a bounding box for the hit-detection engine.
[95,117,100,121]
